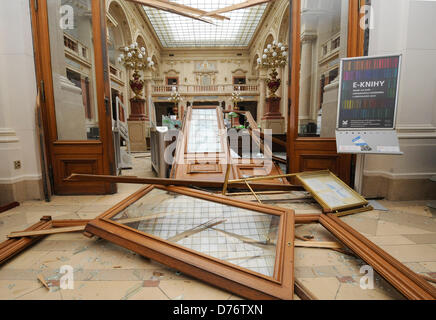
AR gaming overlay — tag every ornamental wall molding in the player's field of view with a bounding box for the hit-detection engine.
[0,128,19,143]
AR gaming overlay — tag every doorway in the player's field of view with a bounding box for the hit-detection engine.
[287,0,364,185]
[31,0,116,195]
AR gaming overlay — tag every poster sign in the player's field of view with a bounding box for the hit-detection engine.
[336,55,402,155]
[337,55,401,130]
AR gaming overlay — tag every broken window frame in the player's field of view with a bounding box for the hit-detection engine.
[85,184,295,300]
[295,214,436,300]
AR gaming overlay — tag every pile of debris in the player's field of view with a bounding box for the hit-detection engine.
[1,171,435,300]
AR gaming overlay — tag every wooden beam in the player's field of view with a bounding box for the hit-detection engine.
[249,128,287,148]
[126,0,215,24]
[421,274,436,285]
[154,0,230,20]
[167,219,226,243]
[51,219,91,228]
[66,174,304,192]
[229,173,298,184]
[222,163,232,195]
[37,274,50,290]
[0,202,19,214]
[8,226,86,239]
[0,217,52,266]
[272,156,287,165]
[113,212,181,224]
[321,214,436,300]
[295,240,344,250]
[295,279,317,300]
[203,0,275,16]
[245,181,262,204]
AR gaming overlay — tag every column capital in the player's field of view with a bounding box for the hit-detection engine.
[301,31,317,44]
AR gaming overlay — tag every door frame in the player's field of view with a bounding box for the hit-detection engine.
[287,0,366,185]
[30,0,116,195]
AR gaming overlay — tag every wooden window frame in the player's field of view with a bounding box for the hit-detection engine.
[289,0,364,144]
[286,0,365,183]
[85,185,295,300]
[296,214,436,300]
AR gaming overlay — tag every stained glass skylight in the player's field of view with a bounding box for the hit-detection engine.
[143,1,268,47]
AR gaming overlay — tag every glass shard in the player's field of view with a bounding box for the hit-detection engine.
[111,188,280,278]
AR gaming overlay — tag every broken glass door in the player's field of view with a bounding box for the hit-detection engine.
[111,188,280,278]
[86,185,295,299]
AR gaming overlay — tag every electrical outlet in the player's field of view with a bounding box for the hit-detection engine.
[14,161,21,170]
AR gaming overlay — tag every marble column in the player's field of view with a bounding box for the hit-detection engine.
[298,32,317,125]
[257,69,267,124]
[145,75,153,120]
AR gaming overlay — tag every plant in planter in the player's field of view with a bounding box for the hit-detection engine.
[228,111,239,128]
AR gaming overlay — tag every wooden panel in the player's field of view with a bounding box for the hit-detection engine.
[299,154,339,172]
[54,155,105,195]
[30,0,116,196]
[235,162,289,185]
[187,163,222,174]
[61,159,98,177]
[286,0,362,186]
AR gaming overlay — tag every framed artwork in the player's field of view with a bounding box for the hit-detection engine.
[296,170,368,213]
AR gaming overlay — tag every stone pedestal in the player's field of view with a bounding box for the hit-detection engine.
[128,98,147,121]
[261,97,285,134]
[128,120,150,152]
[320,80,339,138]
[128,98,149,152]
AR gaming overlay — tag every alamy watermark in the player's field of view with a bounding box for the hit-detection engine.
[60,265,74,290]
[60,5,74,30]
[360,4,375,30]
[360,265,374,290]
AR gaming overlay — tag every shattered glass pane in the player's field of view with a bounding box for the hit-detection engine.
[143,1,268,47]
[110,188,280,278]
[187,109,222,153]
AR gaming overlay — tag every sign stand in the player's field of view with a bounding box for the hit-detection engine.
[336,54,403,156]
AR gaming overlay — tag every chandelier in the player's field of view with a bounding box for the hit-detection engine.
[118,42,154,100]
[257,41,288,98]
[231,87,244,110]
[168,86,183,114]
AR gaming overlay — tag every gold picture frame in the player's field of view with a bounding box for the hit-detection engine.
[295,170,368,213]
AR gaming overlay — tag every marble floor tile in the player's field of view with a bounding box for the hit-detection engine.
[403,233,436,244]
[366,235,415,246]
[0,280,45,300]
[297,277,340,300]
[159,279,232,300]
[379,244,436,263]
[59,280,145,300]
[340,216,379,236]
[376,220,433,236]
[419,261,436,272]
[16,286,63,300]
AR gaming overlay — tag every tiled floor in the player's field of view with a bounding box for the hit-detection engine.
[0,154,435,300]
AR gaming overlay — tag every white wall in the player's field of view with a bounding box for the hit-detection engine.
[363,0,436,184]
[0,0,42,201]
